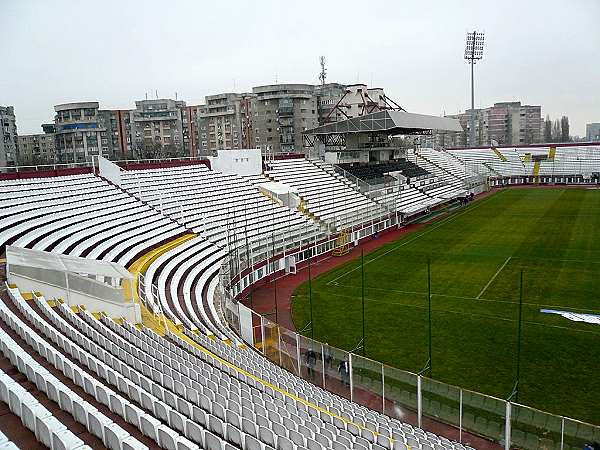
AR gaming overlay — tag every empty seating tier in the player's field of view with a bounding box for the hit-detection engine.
[0,286,475,450]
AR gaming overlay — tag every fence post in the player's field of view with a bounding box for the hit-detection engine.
[349,353,354,403]
[560,417,564,450]
[504,401,512,450]
[381,364,385,413]
[260,316,266,355]
[277,326,282,366]
[236,300,241,335]
[459,389,464,442]
[321,343,326,387]
[296,333,301,376]
[417,375,422,429]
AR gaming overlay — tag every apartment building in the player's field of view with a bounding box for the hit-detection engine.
[53,102,109,163]
[251,84,319,154]
[96,109,133,159]
[586,123,600,142]
[315,83,347,125]
[17,130,56,165]
[0,106,17,168]
[197,93,254,155]
[435,101,543,148]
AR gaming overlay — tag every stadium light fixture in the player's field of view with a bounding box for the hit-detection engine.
[464,31,485,147]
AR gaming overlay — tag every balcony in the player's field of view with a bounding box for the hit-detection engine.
[132,111,177,122]
[277,106,293,116]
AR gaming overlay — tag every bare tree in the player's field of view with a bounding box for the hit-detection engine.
[544,115,552,142]
[552,119,562,142]
[560,116,570,142]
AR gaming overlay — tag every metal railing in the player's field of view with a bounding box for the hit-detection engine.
[0,156,207,173]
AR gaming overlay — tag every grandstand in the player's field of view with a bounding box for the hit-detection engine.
[446,143,600,182]
[1,142,599,450]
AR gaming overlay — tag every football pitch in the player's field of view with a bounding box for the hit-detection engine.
[292,188,600,425]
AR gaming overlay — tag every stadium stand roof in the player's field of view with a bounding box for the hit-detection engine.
[303,110,463,135]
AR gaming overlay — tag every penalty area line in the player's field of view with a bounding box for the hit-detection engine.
[476,256,511,299]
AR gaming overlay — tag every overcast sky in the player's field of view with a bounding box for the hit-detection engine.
[1,0,599,136]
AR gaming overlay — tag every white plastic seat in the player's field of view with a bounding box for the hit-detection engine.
[204,431,224,450]
[157,425,179,450]
[51,429,85,450]
[35,415,67,448]
[21,401,51,432]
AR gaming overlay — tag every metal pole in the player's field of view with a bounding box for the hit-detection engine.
[321,342,326,387]
[560,417,564,450]
[428,258,432,377]
[349,353,354,402]
[381,364,385,413]
[504,401,512,450]
[260,316,266,355]
[296,334,301,376]
[274,277,278,324]
[470,59,475,146]
[417,375,422,428]
[308,254,314,340]
[515,269,524,402]
[361,248,366,356]
[277,327,282,366]
[459,389,463,443]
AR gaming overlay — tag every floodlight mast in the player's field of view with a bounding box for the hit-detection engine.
[465,31,485,146]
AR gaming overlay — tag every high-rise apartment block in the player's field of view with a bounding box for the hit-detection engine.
[197,93,254,155]
[431,101,543,149]
[130,99,189,157]
[53,102,108,163]
[586,123,600,142]
[0,106,18,168]
[251,84,319,154]
[17,131,56,165]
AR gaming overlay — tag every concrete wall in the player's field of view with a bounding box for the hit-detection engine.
[8,273,141,323]
[209,148,262,176]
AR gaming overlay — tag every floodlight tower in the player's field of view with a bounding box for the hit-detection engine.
[464,31,485,147]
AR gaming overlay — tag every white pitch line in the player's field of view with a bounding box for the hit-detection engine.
[326,190,505,285]
[476,256,512,299]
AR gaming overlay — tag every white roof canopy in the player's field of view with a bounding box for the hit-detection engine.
[6,246,133,280]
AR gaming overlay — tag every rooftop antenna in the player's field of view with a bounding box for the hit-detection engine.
[145,92,148,100]
[155,89,158,99]
[175,92,178,100]
[319,56,327,85]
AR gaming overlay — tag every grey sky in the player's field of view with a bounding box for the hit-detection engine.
[1,0,598,136]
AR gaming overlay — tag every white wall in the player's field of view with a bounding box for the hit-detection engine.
[209,149,262,176]
[9,273,142,323]
[98,156,122,185]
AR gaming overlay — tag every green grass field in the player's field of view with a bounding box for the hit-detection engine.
[292,188,600,425]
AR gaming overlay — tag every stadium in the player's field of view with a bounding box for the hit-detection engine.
[1,109,600,450]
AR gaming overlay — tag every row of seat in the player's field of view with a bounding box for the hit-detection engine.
[338,160,429,183]
[0,160,483,450]
[447,145,600,177]
[118,165,324,341]
[265,159,388,231]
